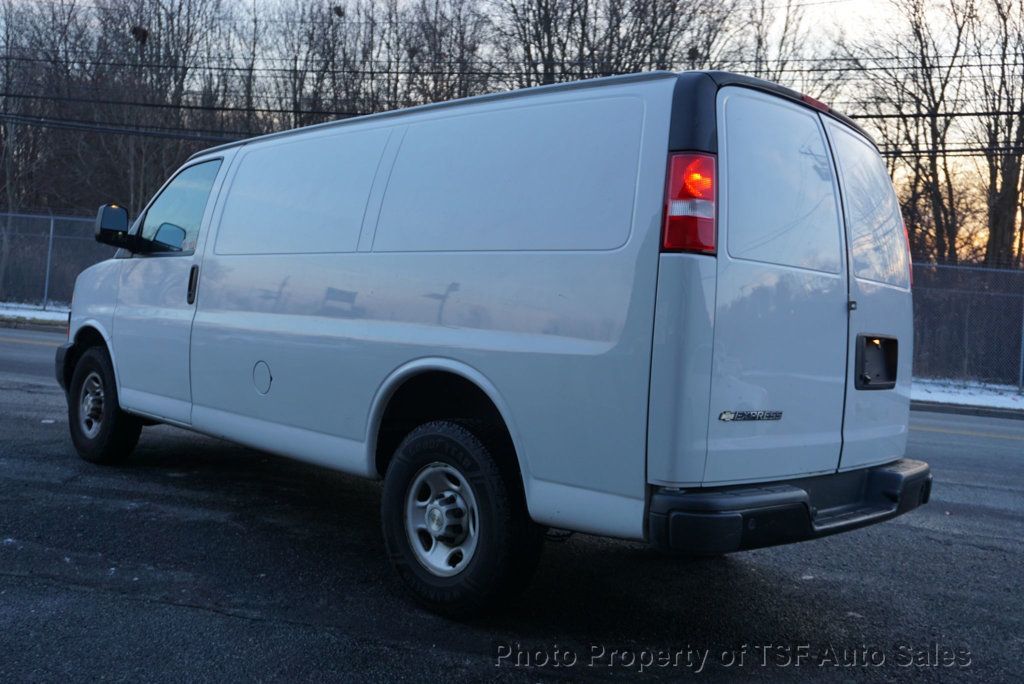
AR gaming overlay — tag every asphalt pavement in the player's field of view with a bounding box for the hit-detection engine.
[0,328,1021,681]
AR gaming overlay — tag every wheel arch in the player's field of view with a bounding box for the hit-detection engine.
[64,322,119,394]
[367,359,533,507]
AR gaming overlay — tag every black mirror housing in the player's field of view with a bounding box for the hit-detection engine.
[95,204,133,250]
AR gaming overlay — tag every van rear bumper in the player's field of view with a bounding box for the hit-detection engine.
[648,459,931,554]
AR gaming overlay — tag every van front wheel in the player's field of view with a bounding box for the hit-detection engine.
[381,420,542,617]
[67,346,142,464]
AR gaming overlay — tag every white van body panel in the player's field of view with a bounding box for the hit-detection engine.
[838,278,912,470]
[646,253,717,486]
[112,149,236,425]
[704,87,849,485]
[824,120,913,470]
[187,77,677,540]
[114,249,200,423]
[68,259,122,387]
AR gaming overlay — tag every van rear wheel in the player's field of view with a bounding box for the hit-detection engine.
[381,420,542,617]
[67,346,142,464]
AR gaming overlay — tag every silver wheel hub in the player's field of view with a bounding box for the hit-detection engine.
[78,371,105,440]
[405,463,479,577]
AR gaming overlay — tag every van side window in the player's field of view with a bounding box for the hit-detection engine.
[140,159,222,254]
[722,91,842,273]
[827,124,910,289]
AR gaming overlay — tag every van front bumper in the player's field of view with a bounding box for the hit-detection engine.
[648,459,931,554]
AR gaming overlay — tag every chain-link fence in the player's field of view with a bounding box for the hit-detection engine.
[0,212,116,308]
[912,263,1024,391]
[0,211,1022,391]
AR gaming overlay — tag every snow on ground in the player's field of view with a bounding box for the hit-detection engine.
[912,379,1024,412]
[0,302,69,324]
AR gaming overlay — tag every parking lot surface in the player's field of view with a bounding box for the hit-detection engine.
[0,328,1020,681]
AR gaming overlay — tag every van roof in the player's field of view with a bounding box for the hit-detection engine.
[189,70,676,160]
[189,70,874,161]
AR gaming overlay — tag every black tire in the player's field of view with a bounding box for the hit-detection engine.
[67,346,142,465]
[381,420,543,617]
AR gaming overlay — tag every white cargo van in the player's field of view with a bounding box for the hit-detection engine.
[58,71,931,615]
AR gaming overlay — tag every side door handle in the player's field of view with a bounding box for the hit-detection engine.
[187,265,199,305]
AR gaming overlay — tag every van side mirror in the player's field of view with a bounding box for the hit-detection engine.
[152,223,186,252]
[94,204,132,249]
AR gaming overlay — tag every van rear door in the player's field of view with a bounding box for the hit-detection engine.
[705,87,849,484]
[824,120,913,471]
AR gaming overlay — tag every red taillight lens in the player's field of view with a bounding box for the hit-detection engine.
[663,153,716,253]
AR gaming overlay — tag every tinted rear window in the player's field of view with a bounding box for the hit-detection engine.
[720,88,843,274]
[826,122,910,288]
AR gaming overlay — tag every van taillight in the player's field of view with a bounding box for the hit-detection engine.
[663,153,716,253]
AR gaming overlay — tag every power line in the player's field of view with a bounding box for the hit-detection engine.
[2,109,1020,159]
[0,51,503,77]
[3,45,1023,76]
[881,146,1024,158]
[851,109,1024,120]
[0,90,362,118]
[10,88,1020,124]
[10,42,1013,67]
[0,112,241,142]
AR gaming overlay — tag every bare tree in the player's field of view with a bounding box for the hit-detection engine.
[0,0,1014,274]
[848,0,974,265]
[744,0,806,83]
[404,0,492,103]
[969,0,1024,268]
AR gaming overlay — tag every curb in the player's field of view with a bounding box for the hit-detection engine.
[911,400,1024,421]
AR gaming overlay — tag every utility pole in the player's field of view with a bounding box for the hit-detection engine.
[42,212,54,310]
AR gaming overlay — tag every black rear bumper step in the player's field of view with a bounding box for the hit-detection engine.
[649,459,932,554]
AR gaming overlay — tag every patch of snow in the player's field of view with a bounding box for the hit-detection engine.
[912,378,1024,412]
[0,302,69,324]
